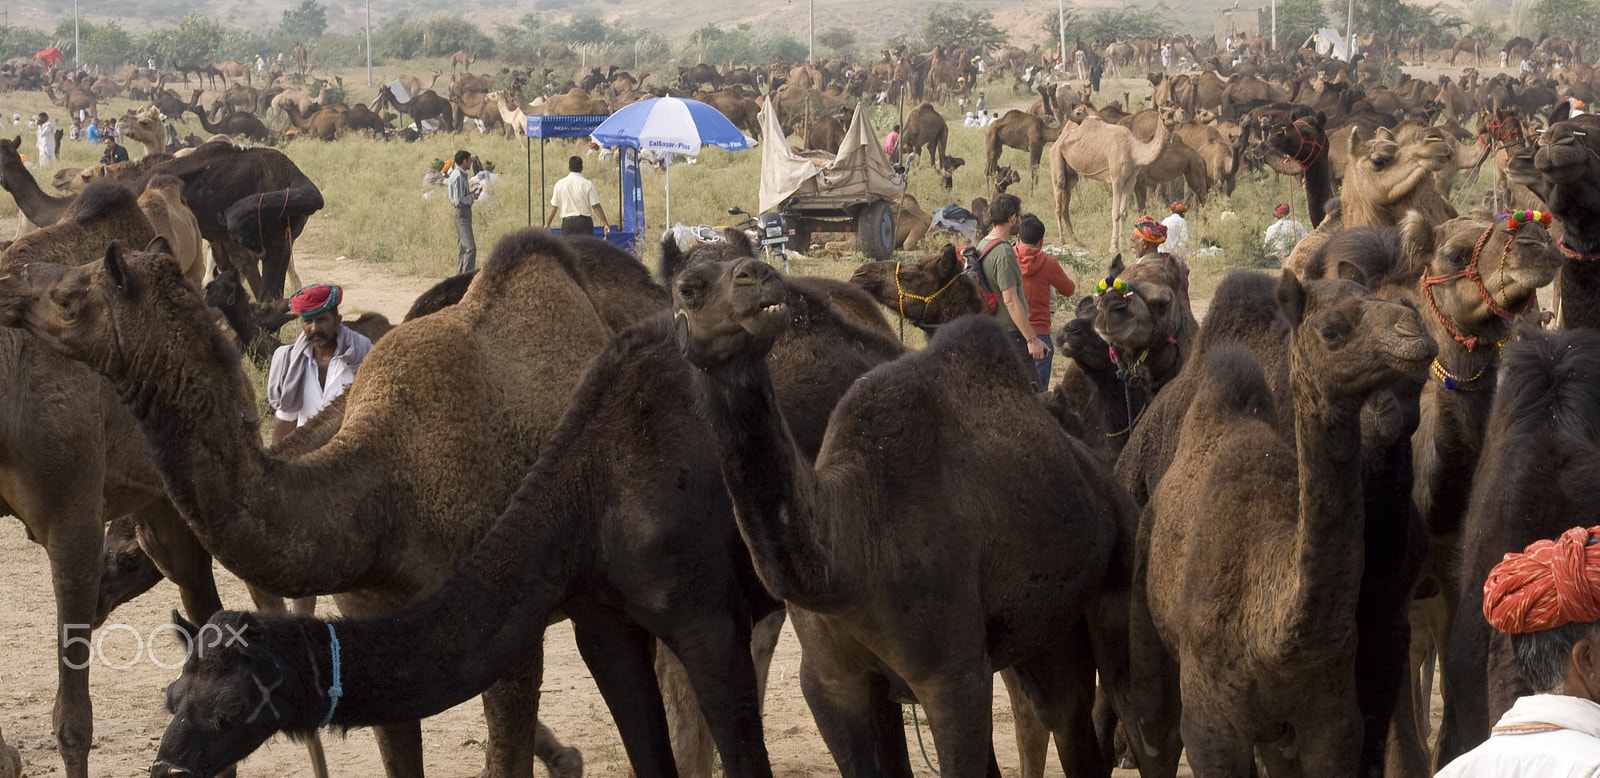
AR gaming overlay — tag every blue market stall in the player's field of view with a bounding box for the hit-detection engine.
[526,114,644,251]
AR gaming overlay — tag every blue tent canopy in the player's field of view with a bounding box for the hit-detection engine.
[523,114,644,250]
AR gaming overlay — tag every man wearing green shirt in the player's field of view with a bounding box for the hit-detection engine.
[979,193,1045,369]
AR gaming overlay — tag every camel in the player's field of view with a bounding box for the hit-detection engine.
[1518,113,1600,328]
[1130,271,1436,777]
[1286,126,1457,273]
[0,726,17,778]
[136,175,205,287]
[393,70,442,100]
[116,106,169,156]
[1092,252,1195,412]
[374,83,456,131]
[0,230,800,778]
[538,87,610,116]
[985,110,1061,186]
[696,89,762,141]
[0,136,73,234]
[1131,132,1210,210]
[890,194,934,251]
[454,91,506,135]
[897,102,948,167]
[282,102,344,140]
[216,83,260,114]
[1436,329,1600,767]
[1261,110,1334,228]
[485,91,531,138]
[1049,116,1170,251]
[1451,34,1494,66]
[848,244,985,330]
[0,186,237,778]
[1175,122,1240,196]
[43,84,97,118]
[216,59,251,87]
[673,256,1150,775]
[451,49,477,74]
[270,81,332,121]
[202,269,294,365]
[186,95,272,143]
[794,114,845,154]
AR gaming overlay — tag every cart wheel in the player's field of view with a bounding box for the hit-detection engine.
[857,200,896,260]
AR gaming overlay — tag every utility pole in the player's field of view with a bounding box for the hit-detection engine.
[1271,0,1277,51]
[1347,0,1355,60]
[365,0,372,86]
[1058,0,1066,71]
[73,0,79,67]
[808,0,814,63]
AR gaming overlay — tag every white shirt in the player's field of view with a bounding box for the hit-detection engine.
[36,120,54,160]
[1437,694,1600,778]
[1161,213,1190,259]
[268,335,362,427]
[550,171,600,219]
[1264,217,1309,257]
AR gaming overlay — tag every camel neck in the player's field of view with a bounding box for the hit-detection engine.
[1286,365,1366,649]
[110,311,384,597]
[694,358,850,610]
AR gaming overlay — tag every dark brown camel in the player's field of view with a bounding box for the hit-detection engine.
[1262,109,1334,228]
[0,135,74,230]
[1519,113,1600,328]
[374,83,456,132]
[897,102,948,167]
[1437,328,1600,766]
[1129,272,1435,777]
[985,110,1062,186]
[847,244,984,332]
[187,92,272,142]
[1092,253,1194,399]
[674,256,1149,775]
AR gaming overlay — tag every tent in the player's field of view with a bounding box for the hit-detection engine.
[525,114,644,252]
[758,100,903,215]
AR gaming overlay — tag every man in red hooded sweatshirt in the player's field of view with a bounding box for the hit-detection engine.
[1015,213,1076,389]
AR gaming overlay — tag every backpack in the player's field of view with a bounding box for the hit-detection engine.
[960,237,1008,315]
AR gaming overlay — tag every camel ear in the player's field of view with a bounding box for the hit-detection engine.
[145,236,173,258]
[1277,268,1308,325]
[1374,125,1393,142]
[1345,126,1364,159]
[1400,211,1434,267]
[1333,261,1368,285]
[171,610,198,645]
[104,242,136,294]
[1108,253,1125,278]
[938,243,960,275]
[1549,101,1572,125]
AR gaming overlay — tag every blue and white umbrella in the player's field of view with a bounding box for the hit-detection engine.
[591,97,751,227]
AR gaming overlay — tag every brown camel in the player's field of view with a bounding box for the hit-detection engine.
[1260,110,1335,228]
[674,257,1149,775]
[897,102,948,166]
[1092,252,1195,412]
[282,101,345,140]
[451,49,477,74]
[985,109,1062,186]
[1286,126,1456,273]
[1131,132,1210,210]
[43,84,97,118]
[1130,271,1435,777]
[696,89,762,140]
[1049,116,1170,251]
[0,726,18,778]
[848,244,985,330]
[116,106,168,156]
[135,175,205,287]
[891,194,934,251]
[1437,329,1600,768]
[216,59,252,86]
[793,114,845,153]
[0,136,73,234]
[0,231,770,778]
[1175,122,1239,195]
[485,91,531,138]
[373,84,456,131]
[393,70,442,100]
[0,186,235,778]
[538,87,609,116]
[1517,113,1600,328]
[186,95,273,143]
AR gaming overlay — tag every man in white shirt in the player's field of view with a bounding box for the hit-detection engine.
[1438,525,1600,777]
[267,284,373,445]
[35,112,54,163]
[1263,202,1309,264]
[543,155,611,238]
[1161,202,1190,260]
[446,149,476,274]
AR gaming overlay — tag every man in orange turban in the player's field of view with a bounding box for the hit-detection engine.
[1436,526,1600,776]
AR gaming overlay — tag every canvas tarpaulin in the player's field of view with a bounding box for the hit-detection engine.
[758,100,904,214]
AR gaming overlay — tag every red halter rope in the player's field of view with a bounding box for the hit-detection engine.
[1418,209,1548,351]
[1284,118,1327,169]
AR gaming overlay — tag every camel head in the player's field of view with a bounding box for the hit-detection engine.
[1345,126,1455,206]
[1412,211,1560,350]
[848,244,982,328]
[1278,271,1436,397]
[1093,253,1186,358]
[0,238,191,373]
[671,251,787,371]
[152,610,327,778]
[1056,295,1114,372]
[1533,113,1600,187]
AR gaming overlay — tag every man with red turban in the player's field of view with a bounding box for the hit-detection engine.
[266,284,373,444]
[1131,215,1190,307]
[1263,203,1308,265]
[1437,525,1600,775]
[1161,202,1190,261]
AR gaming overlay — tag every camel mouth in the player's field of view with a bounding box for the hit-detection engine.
[1535,142,1592,180]
[737,300,790,339]
[1504,259,1561,291]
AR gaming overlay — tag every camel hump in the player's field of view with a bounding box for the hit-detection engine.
[1496,329,1600,439]
[923,315,1036,393]
[1187,344,1277,436]
[472,226,589,303]
[68,181,140,224]
[1196,271,1290,347]
[143,174,185,197]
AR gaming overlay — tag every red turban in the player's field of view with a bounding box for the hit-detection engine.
[1170,202,1188,214]
[1483,526,1600,635]
[290,284,342,317]
[1133,216,1167,245]
[1274,203,1291,218]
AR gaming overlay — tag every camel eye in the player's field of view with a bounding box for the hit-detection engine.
[1447,248,1470,268]
[676,280,701,301]
[1320,323,1347,343]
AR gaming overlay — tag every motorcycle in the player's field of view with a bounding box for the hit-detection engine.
[727,206,791,273]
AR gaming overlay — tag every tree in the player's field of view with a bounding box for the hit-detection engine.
[922,5,1005,51]
[278,0,328,41]
[1349,0,1467,46]
[0,26,50,61]
[79,20,137,71]
[1531,0,1600,41]
[144,14,226,66]
[1046,4,1174,46]
[818,27,857,60]
[1264,0,1329,49]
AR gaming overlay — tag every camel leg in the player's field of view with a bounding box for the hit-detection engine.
[570,616,675,777]
[1110,182,1130,255]
[1000,668,1049,778]
[655,607,783,778]
[1050,153,1082,245]
[534,721,583,778]
[371,721,426,777]
[1436,599,1493,769]
[127,502,225,622]
[478,652,561,778]
[660,615,772,778]
[796,658,912,778]
[908,664,996,778]
[750,608,785,704]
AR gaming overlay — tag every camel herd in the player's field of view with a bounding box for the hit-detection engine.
[8,27,1600,778]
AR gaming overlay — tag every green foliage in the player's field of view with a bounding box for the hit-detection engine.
[1046,4,1174,46]
[1350,0,1467,47]
[682,23,805,65]
[279,0,330,41]
[144,14,227,66]
[374,14,494,60]
[78,20,138,71]
[921,5,1005,51]
[1262,0,1328,49]
[1531,0,1600,40]
[0,25,49,61]
[818,27,858,60]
